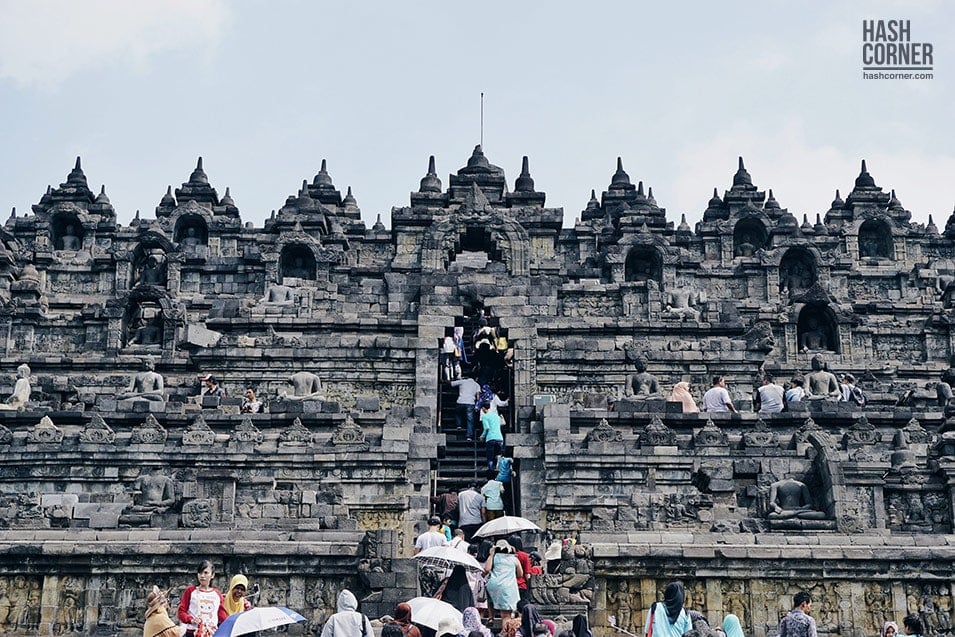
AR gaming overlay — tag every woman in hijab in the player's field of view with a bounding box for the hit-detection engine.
[572,613,593,637]
[882,622,899,637]
[722,614,744,637]
[668,382,699,414]
[644,581,691,637]
[224,574,252,616]
[393,602,422,637]
[463,607,492,637]
[484,540,523,622]
[438,565,475,614]
[517,603,544,637]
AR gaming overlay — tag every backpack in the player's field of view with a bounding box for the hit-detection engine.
[850,385,867,407]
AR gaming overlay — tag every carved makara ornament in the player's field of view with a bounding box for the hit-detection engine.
[586,418,623,445]
[79,413,115,444]
[234,416,264,444]
[279,417,313,446]
[332,414,367,448]
[640,416,676,446]
[131,413,167,444]
[27,415,64,444]
[694,418,728,447]
[844,415,879,446]
[181,414,216,446]
[903,417,935,444]
[743,418,778,448]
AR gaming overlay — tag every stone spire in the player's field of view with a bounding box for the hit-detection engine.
[418,155,442,193]
[801,214,813,233]
[764,189,780,210]
[36,156,96,214]
[927,214,938,235]
[307,159,343,206]
[411,155,448,207]
[609,157,633,190]
[372,213,386,231]
[342,186,358,209]
[702,187,727,222]
[854,159,877,190]
[844,159,891,222]
[647,187,657,207]
[582,189,601,221]
[814,213,828,235]
[506,156,545,208]
[94,185,110,205]
[220,187,235,208]
[449,145,506,204]
[732,156,752,188]
[174,157,219,208]
[156,186,177,216]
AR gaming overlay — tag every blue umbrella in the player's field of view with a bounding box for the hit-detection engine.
[213,606,306,637]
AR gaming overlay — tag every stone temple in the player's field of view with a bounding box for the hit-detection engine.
[0,148,953,636]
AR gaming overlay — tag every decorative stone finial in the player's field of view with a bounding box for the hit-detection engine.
[708,188,722,207]
[313,159,334,187]
[466,145,490,169]
[373,213,386,231]
[732,156,752,187]
[647,187,657,206]
[764,189,780,210]
[220,187,235,207]
[801,214,813,232]
[814,213,828,235]
[634,181,647,204]
[342,186,358,208]
[854,159,876,189]
[610,157,631,188]
[160,185,176,208]
[95,185,110,205]
[418,155,442,193]
[831,189,844,208]
[677,213,691,233]
[585,189,600,214]
[67,156,88,186]
[514,156,535,192]
[927,214,939,235]
[189,157,209,185]
[888,189,903,210]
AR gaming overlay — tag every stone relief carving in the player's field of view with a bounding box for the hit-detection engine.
[233,416,264,444]
[640,416,675,446]
[586,418,623,445]
[743,417,778,448]
[844,415,879,447]
[279,417,313,446]
[331,414,368,449]
[181,499,213,528]
[130,414,167,444]
[79,413,115,444]
[694,418,728,447]
[182,414,216,446]
[27,415,64,444]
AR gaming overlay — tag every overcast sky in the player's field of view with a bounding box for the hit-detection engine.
[1,1,952,231]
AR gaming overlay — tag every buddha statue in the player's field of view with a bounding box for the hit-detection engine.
[625,358,661,399]
[767,477,827,520]
[118,360,165,402]
[282,371,324,401]
[0,364,32,411]
[805,355,841,400]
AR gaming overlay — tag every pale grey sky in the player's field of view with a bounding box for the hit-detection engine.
[1,1,952,230]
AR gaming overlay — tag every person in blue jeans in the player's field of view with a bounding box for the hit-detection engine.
[451,376,481,439]
[479,401,504,470]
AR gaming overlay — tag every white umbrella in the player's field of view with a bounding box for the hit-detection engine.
[414,546,484,572]
[472,515,542,538]
[405,597,464,632]
[212,606,306,637]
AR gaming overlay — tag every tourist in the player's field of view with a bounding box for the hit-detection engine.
[453,326,468,367]
[722,613,744,637]
[644,581,691,637]
[224,574,253,615]
[701,377,736,413]
[507,535,533,602]
[777,591,816,637]
[320,590,373,637]
[414,515,449,554]
[451,374,481,440]
[393,602,422,637]
[754,375,785,414]
[902,615,923,637]
[496,454,516,514]
[143,585,179,637]
[431,488,458,526]
[463,607,491,637]
[436,565,474,613]
[882,621,899,637]
[441,334,458,382]
[200,374,225,398]
[572,613,593,637]
[517,603,544,637]
[441,515,454,541]
[457,483,485,540]
[479,401,505,471]
[481,471,505,521]
[383,623,406,637]
[241,388,262,414]
[450,528,469,552]
[785,376,806,405]
[667,382,698,413]
[177,560,227,637]
[484,539,523,622]
[465,546,489,618]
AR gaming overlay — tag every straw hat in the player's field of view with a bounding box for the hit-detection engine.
[493,539,514,553]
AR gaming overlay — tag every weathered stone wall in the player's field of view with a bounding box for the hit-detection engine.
[0,150,954,635]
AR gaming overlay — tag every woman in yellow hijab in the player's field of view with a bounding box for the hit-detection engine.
[224,574,253,616]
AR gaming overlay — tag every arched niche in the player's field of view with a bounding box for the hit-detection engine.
[858,219,892,259]
[51,212,84,251]
[797,304,839,353]
[123,298,165,348]
[779,247,817,296]
[174,215,208,246]
[448,225,505,270]
[280,243,316,281]
[131,242,169,288]
[624,246,662,284]
[733,218,767,257]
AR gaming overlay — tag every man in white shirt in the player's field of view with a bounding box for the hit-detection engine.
[414,516,449,554]
[702,376,736,413]
[755,375,785,413]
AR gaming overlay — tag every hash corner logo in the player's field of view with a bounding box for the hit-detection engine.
[862,19,934,80]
